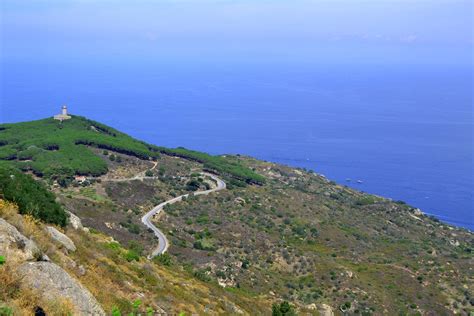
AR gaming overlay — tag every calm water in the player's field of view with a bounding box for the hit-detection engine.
[1,60,472,230]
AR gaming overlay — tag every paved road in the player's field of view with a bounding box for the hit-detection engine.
[141,173,226,258]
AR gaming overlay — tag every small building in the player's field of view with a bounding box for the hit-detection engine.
[74,175,87,183]
[54,105,72,121]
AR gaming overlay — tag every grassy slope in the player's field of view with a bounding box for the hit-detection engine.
[1,116,472,315]
[158,158,474,315]
[0,116,264,183]
[0,200,271,315]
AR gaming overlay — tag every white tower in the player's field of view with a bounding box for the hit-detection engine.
[54,105,72,121]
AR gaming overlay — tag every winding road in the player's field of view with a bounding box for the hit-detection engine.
[141,172,226,258]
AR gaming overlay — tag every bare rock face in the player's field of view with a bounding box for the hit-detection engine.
[224,300,245,314]
[318,304,334,316]
[67,211,83,230]
[17,261,105,316]
[46,226,76,252]
[0,218,41,261]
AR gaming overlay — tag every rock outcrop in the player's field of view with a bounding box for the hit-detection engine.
[0,218,41,261]
[1,216,105,315]
[17,261,105,316]
[318,303,335,316]
[68,211,83,230]
[46,226,76,252]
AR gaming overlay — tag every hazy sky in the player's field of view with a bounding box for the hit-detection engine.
[1,0,473,64]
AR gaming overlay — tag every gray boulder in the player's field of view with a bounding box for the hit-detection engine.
[18,261,105,315]
[0,218,41,261]
[46,226,76,252]
[67,211,83,230]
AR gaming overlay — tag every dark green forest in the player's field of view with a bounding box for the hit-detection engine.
[0,116,263,184]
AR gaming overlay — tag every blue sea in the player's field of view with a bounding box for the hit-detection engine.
[1,59,472,230]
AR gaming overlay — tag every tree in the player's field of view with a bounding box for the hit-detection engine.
[186,179,200,191]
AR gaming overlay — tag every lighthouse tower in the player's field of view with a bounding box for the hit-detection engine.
[54,105,72,121]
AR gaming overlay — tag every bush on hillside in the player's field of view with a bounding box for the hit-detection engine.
[271,301,296,316]
[0,168,68,226]
[186,180,201,191]
[153,253,172,266]
[145,170,154,177]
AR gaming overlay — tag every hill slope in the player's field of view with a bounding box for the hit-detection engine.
[0,116,264,184]
[0,116,473,315]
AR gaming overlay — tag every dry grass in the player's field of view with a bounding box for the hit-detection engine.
[1,199,270,314]
[0,199,17,221]
[0,258,73,315]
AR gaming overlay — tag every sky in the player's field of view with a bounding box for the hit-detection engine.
[1,0,472,65]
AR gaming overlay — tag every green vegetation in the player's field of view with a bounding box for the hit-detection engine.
[124,250,140,262]
[119,220,141,234]
[0,116,263,184]
[111,299,154,316]
[155,147,265,184]
[0,168,67,226]
[272,301,296,316]
[124,241,143,261]
[2,116,472,315]
[186,179,201,191]
[157,157,473,315]
[145,170,154,177]
[0,117,157,177]
[0,306,13,316]
[153,253,172,266]
[355,196,377,206]
[0,256,5,265]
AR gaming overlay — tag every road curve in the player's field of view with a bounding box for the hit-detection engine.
[141,172,226,258]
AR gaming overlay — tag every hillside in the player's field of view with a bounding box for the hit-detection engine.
[0,116,473,315]
[0,116,264,184]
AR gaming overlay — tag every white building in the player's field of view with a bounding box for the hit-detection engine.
[54,105,72,121]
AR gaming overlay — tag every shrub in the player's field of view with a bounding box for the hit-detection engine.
[0,168,68,226]
[158,167,165,176]
[128,240,143,255]
[153,253,172,266]
[186,180,201,191]
[154,147,265,184]
[193,236,216,251]
[127,224,140,234]
[0,256,5,265]
[193,269,211,282]
[0,306,13,316]
[272,301,296,316]
[356,196,376,206]
[196,213,209,224]
[124,250,140,262]
[145,170,153,177]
